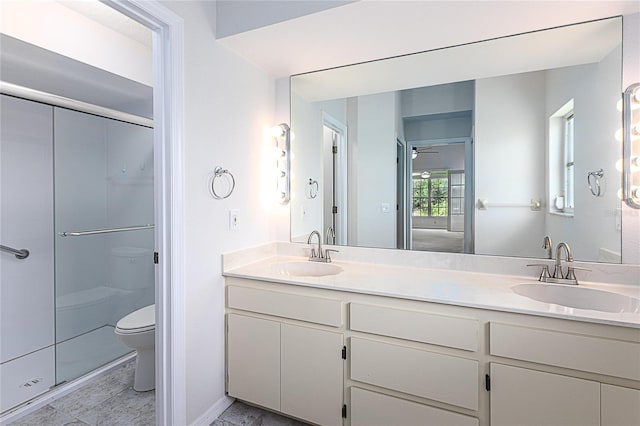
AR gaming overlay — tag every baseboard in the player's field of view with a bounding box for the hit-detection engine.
[190,395,234,426]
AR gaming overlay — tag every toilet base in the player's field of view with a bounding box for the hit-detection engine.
[133,347,155,392]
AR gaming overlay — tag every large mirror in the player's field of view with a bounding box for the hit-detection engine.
[290,17,623,263]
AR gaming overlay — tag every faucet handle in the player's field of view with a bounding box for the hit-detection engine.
[324,249,339,262]
[309,248,317,259]
[527,263,551,281]
[564,265,591,281]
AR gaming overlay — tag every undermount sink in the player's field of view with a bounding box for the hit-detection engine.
[512,283,640,313]
[270,261,344,277]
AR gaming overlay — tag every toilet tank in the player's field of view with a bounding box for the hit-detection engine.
[109,247,154,290]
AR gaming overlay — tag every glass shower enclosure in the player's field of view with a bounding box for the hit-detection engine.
[0,93,154,413]
[54,108,155,384]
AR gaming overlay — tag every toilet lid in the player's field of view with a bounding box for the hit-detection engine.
[117,304,155,331]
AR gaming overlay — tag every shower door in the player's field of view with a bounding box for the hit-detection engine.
[0,95,55,413]
[54,108,154,384]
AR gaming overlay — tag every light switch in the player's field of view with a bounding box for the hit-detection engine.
[229,209,239,231]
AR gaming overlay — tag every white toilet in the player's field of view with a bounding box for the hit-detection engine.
[114,304,155,391]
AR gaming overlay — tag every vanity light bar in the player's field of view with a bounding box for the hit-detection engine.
[273,123,291,204]
[622,83,640,209]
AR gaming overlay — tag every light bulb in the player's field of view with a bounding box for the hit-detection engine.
[615,125,640,142]
[617,156,640,172]
[617,97,640,111]
[615,128,623,142]
[271,125,285,138]
[412,148,418,159]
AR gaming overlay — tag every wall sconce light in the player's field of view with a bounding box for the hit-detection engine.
[621,83,640,208]
[272,123,290,204]
[412,147,418,159]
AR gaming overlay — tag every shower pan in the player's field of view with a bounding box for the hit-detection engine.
[0,93,154,414]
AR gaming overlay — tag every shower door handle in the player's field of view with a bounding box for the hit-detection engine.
[0,244,30,259]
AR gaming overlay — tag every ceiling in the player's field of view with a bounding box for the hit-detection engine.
[218,0,640,78]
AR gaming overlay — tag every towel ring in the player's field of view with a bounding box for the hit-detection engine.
[210,166,235,199]
[306,178,319,199]
[587,169,604,197]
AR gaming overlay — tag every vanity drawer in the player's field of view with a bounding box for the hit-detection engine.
[350,303,478,351]
[227,286,343,327]
[350,337,478,410]
[350,387,478,426]
[490,322,640,380]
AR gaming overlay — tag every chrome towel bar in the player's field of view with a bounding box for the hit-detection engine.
[59,224,154,237]
[0,244,30,259]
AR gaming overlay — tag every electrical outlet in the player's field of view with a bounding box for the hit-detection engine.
[229,209,239,231]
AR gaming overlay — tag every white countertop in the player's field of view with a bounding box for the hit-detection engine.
[223,254,640,329]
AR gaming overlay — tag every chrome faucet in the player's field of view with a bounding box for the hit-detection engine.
[542,235,553,259]
[528,241,589,285]
[325,226,335,245]
[553,242,573,279]
[307,230,323,261]
[307,230,338,263]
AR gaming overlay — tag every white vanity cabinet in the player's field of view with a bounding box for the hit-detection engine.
[490,363,600,426]
[601,384,640,426]
[489,322,640,426]
[226,284,345,426]
[224,277,640,426]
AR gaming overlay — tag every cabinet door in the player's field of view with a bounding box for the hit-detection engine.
[281,323,344,426]
[227,314,280,411]
[601,384,640,426]
[490,363,599,426]
[351,387,478,426]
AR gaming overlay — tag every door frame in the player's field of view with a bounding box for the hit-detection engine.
[321,111,348,245]
[105,1,185,424]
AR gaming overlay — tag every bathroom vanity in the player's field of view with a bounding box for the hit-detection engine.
[223,245,640,426]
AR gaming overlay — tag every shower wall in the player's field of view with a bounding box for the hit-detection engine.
[0,94,154,414]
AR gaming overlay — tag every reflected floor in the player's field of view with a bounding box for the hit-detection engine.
[412,228,463,252]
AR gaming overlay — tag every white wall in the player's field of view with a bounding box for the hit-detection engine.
[544,47,622,262]
[289,94,346,242]
[353,92,397,248]
[401,81,474,118]
[475,71,546,258]
[0,1,151,86]
[160,2,276,423]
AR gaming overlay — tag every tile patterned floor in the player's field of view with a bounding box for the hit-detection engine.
[212,402,309,426]
[8,360,306,426]
[9,361,155,426]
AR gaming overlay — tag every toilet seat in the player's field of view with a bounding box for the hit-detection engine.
[116,304,155,334]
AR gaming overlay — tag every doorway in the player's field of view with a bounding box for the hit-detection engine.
[322,112,348,245]
[407,137,473,253]
[0,1,185,424]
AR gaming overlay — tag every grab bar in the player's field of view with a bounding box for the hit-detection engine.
[59,224,154,237]
[1,244,30,259]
